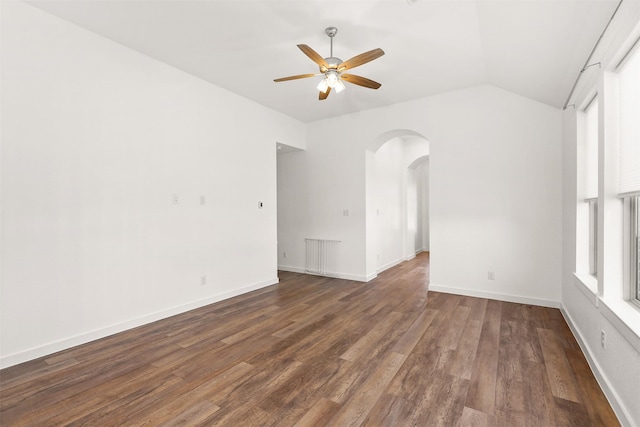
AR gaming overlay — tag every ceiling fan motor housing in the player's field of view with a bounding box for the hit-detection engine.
[323,57,343,70]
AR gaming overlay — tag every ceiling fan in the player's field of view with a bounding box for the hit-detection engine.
[274,27,385,100]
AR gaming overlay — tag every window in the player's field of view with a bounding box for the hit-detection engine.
[577,98,598,280]
[617,42,640,303]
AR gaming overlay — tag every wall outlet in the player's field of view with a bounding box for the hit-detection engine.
[171,194,179,205]
[283,251,287,258]
[200,195,206,206]
[200,275,207,286]
[600,330,605,348]
[258,201,263,209]
[488,271,495,280]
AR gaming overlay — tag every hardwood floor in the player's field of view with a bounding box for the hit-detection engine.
[0,253,619,426]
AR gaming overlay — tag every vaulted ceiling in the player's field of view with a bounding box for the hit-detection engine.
[27,0,624,122]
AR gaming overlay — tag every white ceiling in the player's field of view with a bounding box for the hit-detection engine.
[26,0,621,123]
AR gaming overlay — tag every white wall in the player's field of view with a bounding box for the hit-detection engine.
[426,87,563,306]
[278,85,563,304]
[276,149,308,272]
[402,138,429,260]
[0,1,305,368]
[416,159,430,252]
[277,116,370,281]
[374,137,405,271]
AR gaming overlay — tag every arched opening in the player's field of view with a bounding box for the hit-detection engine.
[365,130,430,279]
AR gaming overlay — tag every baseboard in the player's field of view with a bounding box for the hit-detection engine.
[376,256,406,274]
[338,272,371,282]
[278,265,370,282]
[364,272,377,282]
[277,265,305,274]
[309,272,370,282]
[560,308,632,427]
[427,283,561,308]
[0,277,279,369]
[375,253,421,275]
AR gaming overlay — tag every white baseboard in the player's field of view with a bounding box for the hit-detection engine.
[277,265,305,274]
[428,283,561,308]
[560,308,632,427]
[279,254,428,283]
[376,256,406,274]
[364,273,377,282]
[278,265,370,282]
[0,277,279,369]
[311,271,370,282]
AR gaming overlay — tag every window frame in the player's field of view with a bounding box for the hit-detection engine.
[630,195,640,305]
[586,197,598,278]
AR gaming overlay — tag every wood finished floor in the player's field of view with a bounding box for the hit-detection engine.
[0,253,618,426]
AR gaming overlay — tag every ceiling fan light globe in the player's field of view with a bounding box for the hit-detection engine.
[326,70,339,87]
[317,79,329,93]
[334,79,346,93]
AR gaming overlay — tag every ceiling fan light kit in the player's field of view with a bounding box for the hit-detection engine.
[274,26,384,100]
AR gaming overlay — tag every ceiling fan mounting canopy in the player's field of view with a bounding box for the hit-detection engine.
[325,26,338,38]
[274,26,384,100]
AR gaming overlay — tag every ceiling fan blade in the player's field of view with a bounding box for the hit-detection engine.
[338,48,385,71]
[274,73,317,82]
[319,87,331,100]
[298,44,329,71]
[341,74,382,89]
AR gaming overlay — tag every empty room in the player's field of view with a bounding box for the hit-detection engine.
[1,0,639,425]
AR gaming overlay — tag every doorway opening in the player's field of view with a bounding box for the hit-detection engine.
[366,130,429,279]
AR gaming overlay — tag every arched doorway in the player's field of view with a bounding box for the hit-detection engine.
[365,130,429,279]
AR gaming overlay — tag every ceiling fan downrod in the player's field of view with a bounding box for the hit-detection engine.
[325,26,338,58]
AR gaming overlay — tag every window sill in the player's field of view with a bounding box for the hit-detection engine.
[600,297,640,353]
[573,272,598,307]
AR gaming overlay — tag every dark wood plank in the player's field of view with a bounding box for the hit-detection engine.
[293,397,341,427]
[362,393,413,426]
[465,299,502,415]
[454,406,494,426]
[328,351,406,426]
[537,327,582,403]
[565,347,620,426]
